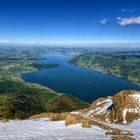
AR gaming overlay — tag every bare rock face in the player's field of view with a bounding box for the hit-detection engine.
[80,97,114,123]
[113,90,140,124]
[65,114,92,128]
[65,114,79,126]
[80,90,140,124]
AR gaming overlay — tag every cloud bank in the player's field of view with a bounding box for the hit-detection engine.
[117,16,140,26]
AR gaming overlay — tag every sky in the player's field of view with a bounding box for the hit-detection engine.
[0,0,140,45]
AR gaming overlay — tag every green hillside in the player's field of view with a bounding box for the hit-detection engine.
[71,52,140,86]
[0,80,89,119]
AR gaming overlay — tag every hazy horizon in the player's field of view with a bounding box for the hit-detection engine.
[0,41,140,48]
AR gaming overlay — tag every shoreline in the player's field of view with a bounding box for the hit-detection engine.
[19,54,140,105]
[9,58,59,94]
[69,60,140,87]
[20,70,59,94]
[21,54,140,101]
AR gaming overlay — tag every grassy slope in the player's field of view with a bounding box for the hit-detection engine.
[0,80,89,119]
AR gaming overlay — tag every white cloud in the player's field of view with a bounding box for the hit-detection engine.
[117,16,140,26]
[99,19,108,25]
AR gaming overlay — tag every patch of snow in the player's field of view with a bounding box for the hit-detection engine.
[123,108,140,124]
[96,99,113,114]
[122,93,140,124]
[84,108,101,118]
[130,93,140,99]
[0,118,111,140]
[123,109,128,124]
[96,99,112,106]
[105,119,140,140]
[105,112,111,123]
[71,111,80,115]
[85,99,113,118]
[129,94,140,105]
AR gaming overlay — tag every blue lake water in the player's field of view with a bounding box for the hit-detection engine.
[22,54,140,103]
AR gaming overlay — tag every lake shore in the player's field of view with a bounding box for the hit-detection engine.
[22,54,140,103]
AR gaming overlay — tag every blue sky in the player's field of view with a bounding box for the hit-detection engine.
[0,0,140,44]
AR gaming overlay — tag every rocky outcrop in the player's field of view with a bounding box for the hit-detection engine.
[65,114,92,128]
[30,112,69,121]
[31,90,140,125]
[113,90,140,124]
[80,90,140,124]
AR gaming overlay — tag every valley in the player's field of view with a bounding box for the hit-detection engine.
[0,46,140,139]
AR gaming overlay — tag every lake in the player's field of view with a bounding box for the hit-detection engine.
[22,54,140,103]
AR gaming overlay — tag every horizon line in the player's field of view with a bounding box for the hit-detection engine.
[0,40,140,48]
